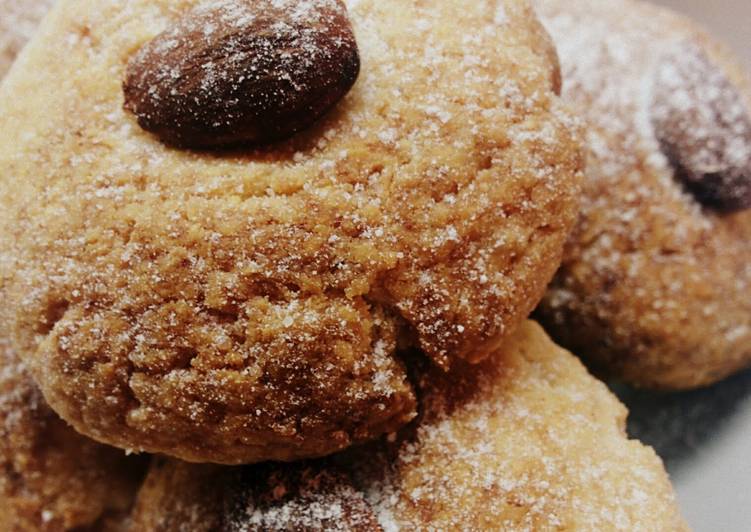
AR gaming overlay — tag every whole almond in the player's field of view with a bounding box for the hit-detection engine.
[123,0,360,149]
[651,42,751,211]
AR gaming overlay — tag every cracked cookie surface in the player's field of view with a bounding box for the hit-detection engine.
[128,323,686,531]
[0,0,582,463]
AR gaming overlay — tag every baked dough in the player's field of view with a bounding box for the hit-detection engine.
[129,322,686,531]
[0,338,146,532]
[0,0,582,463]
[535,0,751,389]
[1,3,145,530]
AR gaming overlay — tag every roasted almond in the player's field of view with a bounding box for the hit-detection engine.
[651,41,751,211]
[123,0,360,149]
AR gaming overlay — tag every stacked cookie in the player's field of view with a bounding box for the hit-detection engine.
[535,0,751,389]
[0,0,748,529]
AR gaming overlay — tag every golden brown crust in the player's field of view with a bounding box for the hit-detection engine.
[0,0,582,463]
[535,0,751,389]
[0,6,146,530]
[129,322,686,531]
[0,338,147,532]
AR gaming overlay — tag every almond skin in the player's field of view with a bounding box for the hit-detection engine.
[652,41,751,211]
[123,0,360,149]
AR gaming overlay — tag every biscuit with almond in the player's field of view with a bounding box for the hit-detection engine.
[536,0,751,389]
[0,0,582,463]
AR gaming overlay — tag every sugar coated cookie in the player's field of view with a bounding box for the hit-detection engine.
[0,0,582,463]
[536,0,751,389]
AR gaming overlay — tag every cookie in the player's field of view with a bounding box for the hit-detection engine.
[535,0,751,389]
[0,338,147,531]
[0,0,582,463]
[0,6,146,529]
[0,0,53,78]
[128,322,686,531]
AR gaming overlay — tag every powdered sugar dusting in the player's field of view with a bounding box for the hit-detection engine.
[352,322,686,530]
[226,466,380,531]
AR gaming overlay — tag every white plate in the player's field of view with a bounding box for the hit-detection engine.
[615,370,751,531]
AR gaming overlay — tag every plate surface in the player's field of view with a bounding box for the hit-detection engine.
[616,370,751,531]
